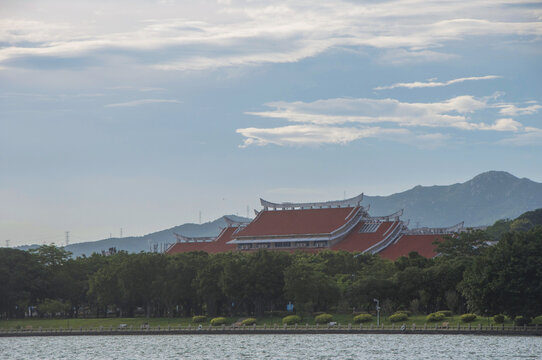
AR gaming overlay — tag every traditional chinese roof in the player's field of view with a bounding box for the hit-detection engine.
[167,226,240,254]
[378,234,446,260]
[332,220,400,252]
[234,207,359,238]
[260,193,363,210]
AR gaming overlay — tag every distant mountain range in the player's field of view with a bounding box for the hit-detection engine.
[363,171,542,228]
[17,215,250,257]
[16,171,542,257]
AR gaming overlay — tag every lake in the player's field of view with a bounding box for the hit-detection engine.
[1,334,540,359]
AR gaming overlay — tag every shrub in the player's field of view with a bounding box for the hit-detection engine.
[460,314,477,323]
[426,312,445,322]
[241,318,257,326]
[315,314,333,324]
[493,314,505,324]
[389,312,408,323]
[514,316,530,326]
[438,310,452,317]
[395,310,411,316]
[353,314,372,324]
[532,315,542,325]
[192,315,206,323]
[282,315,301,325]
[210,317,227,326]
[312,312,326,317]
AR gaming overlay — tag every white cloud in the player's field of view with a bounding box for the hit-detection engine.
[238,94,539,147]
[499,127,542,146]
[497,103,542,116]
[236,125,410,147]
[246,95,489,129]
[104,99,180,107]
[1,0,541,70]
[375,75,501,90]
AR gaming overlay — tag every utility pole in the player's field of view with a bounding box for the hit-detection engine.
[199,211,202,224]
[5,240,9,247]
[65,231,70,246]
[120,228,123,238]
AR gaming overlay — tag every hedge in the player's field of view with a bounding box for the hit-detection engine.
[437,310,452,317]
[192,315,206,323]
[493,314,505,324]
[389,312,408,323]
[282,315,301,325]
[426,312,445,322]
[315,314,333,324]
[532,315,542,325]
[353,314,372,324]
[460,314,477,323]
[241,318,257,326]
[210,317,227,326]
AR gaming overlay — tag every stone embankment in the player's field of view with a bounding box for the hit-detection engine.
[1,323,541,337]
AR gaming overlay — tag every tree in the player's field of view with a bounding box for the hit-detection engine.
[460,226,542,318]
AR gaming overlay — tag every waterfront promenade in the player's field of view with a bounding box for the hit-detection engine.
[2,323,540,337]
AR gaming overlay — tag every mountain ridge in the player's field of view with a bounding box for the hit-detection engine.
[15,171,542,257]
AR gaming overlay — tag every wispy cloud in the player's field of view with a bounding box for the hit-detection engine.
[375,75,501,90]
[1,1,541,71]
[104,99,180,108]
[238,95,542,147]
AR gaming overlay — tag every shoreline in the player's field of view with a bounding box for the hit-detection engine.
[2,327,541,337]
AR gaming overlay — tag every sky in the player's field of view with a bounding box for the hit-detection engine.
[1,0,541,246]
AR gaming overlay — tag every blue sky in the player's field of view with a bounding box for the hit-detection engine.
[1,0,541,246]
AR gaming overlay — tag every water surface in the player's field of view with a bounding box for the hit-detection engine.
[1,334,540,359]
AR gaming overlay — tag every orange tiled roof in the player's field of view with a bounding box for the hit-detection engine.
[332,221,397,252]
[378,234,444,260]
[235,207,356,237]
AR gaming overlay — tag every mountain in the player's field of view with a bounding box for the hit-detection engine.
[16,215,250,257]
[363,171,542,228]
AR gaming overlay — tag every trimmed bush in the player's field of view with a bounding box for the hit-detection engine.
[460,313,477,323]
[241,318,257,326]
[312,312,326,317]
[353,314,372,324]
[532,315,542,325]
[389,312,408,323]
[438,310,452,317]
[210,317,227,326]
[282,315,301,325]
[493,314,505,324]
[395,310,412,316]
[192,315,206,323]
[315,314,333,324]
[514,316,530,326]
[426,312,445,322]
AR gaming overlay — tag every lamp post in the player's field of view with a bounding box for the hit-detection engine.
[374,298,380,326]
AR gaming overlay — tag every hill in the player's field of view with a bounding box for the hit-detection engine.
[16,215,250,257]
[485,208,542,240]
[363,171,542,228]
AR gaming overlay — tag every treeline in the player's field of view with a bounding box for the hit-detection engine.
[1,227,541,321]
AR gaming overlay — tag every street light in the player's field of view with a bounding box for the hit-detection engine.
[374,298,380,326]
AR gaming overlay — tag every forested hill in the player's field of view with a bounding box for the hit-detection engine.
[485,208,542,240]
[16,215,250,257]
[363,171,542,228]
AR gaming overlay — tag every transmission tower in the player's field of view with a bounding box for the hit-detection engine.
[65,231,70,246]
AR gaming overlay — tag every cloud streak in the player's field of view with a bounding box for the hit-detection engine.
[104,99,180,108]
[375,75,501,90]
[1,1,541,71]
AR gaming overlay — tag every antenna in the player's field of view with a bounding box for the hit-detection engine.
[65,231,70,246]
